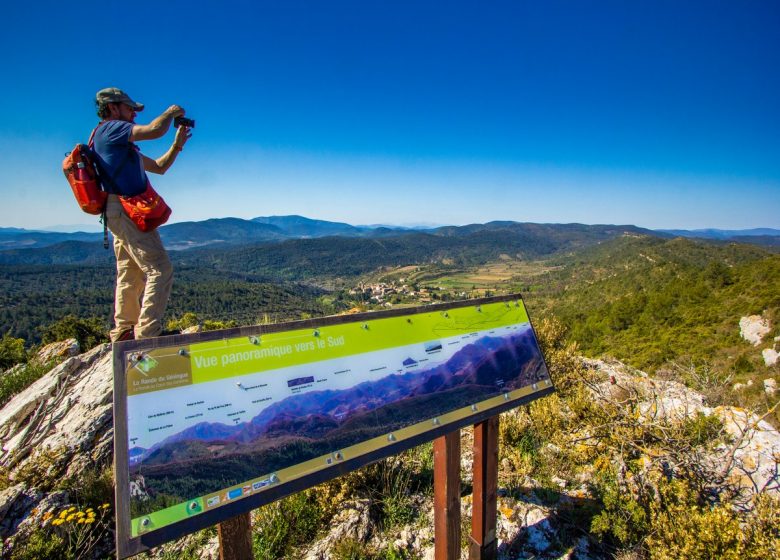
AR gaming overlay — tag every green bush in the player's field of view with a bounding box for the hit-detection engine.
[0,359,52,408]
[167,312,238,332]
[253,490,325,559]
[59,465,115,512]
[331,537,373,560]
[0,333,27,370]
[40,315,108,351]
[9,530,67,560]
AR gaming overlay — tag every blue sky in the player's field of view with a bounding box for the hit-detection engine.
[1,0,778,230]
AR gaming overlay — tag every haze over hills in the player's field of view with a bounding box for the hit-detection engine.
[0,218,659,268]
[1,217,778,252]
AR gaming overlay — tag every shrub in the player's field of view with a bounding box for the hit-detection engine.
[0,333,27,370]
[167,312,237,332]
[59,465,115,512]
[40,315,108,352]
[252,490,325,559]
[1,446,66,492]
[646,480,741,560]
[0,359,53,408]
[9,529,67,560]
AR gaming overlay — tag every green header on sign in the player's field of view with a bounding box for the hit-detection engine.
[129,300,528,394]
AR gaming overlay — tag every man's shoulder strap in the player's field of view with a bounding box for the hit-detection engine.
[87,120,109,148]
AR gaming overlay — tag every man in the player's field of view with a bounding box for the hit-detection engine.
[92,87,192,341]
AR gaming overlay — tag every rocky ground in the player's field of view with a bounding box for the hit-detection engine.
[0,341,777,559]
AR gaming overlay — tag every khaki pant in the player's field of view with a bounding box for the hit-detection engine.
[106,195,173,341]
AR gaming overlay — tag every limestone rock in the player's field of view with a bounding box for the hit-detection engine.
[301,499,373,559]
[739,315,771,346]
[0,343,114,549]
[34,338,79,364]
[763,348,779,367]
[0,343,113,475]
[0,484,41,538]
[587,358,780,498]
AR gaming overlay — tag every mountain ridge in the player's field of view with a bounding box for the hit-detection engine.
[6,217,777,252]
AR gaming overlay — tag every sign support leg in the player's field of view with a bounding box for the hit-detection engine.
[470,415,499,560]
[434,430,461,560]
[218,511,253,560]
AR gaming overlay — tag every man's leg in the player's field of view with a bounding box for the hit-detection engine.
[111,239,144,341]
[106,196,173,339]
[134,237,173,339]
[106,196,143,342]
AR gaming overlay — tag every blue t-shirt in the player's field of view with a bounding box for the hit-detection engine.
[91,120,148,196]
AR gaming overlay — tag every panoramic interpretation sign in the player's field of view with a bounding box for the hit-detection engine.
[113,295,554,557]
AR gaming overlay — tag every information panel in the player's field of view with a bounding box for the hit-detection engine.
[113,295,554,557]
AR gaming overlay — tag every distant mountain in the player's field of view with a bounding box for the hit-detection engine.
[4,220,776,253]
[658,228,780,248]
[0,228,102,250]
[431,222,663,250]
[251,215,367,237]
[658,228,780,239]
[0,240,113,265]
[0,218,662,267]
[160,218,288,250]
[42,224,105,233]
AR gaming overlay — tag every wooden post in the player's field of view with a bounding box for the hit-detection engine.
[470,415,499,560]
[434,430,461,560]
[218,511,253,560]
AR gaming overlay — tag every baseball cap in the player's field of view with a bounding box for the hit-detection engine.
[95,87,144,111]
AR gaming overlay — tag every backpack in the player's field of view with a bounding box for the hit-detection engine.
[63,124,116,247]
[62,140,106,215]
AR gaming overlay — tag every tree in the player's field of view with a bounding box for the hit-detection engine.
[0,333,26,370]
[40,316,108,352]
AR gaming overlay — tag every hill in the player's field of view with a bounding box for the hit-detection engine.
[0,221,661,268]
[524,235,780,375]
[251,215,366,237]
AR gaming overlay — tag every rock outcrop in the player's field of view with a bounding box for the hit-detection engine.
[0,343,113,474]
[739,314,771,346]
[587,358,780,498]
[0,343,113,553]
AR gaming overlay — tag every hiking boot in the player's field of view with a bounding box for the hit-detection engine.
[114,329,135,342]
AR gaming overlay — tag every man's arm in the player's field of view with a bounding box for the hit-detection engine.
[130,105,185,142]
[142,125,192,175]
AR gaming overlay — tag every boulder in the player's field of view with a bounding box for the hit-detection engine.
[34,339,79,364]
[739,315,771,346]
[762,348,779,367]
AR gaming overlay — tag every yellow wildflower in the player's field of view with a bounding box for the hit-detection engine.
[85,518,95,524]
[52,519,64,526]
[77,518,85,524]
[59,511,68,519]
[66,514,75,521]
